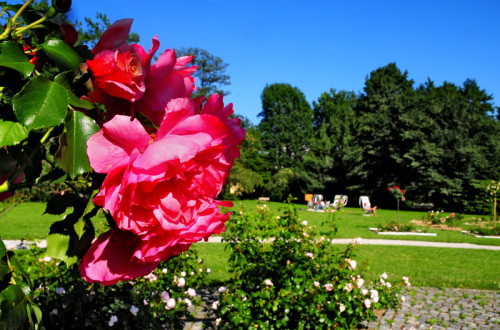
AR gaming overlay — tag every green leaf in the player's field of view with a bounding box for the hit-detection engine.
[54,72,95,110]
[0,120,28,147]
[0,41,34,77]
[30,302,42,325]
[41,38,83,71]
[44,194,78,215]
[13,76,68,129]
[0,240,5,258]
[56,111,99,178]
[45,233,77,266]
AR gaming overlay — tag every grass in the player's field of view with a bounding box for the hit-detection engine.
[194,242,500,290]
[227,200,500,246]
[1,200,499,290]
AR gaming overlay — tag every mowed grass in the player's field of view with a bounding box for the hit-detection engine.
[226,200,500,246]
[193,242,500,290]
[0,202,108,240]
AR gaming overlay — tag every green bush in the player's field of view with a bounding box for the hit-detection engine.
[17,246,210,329]
[217,199,407,329]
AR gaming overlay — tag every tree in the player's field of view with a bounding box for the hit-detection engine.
[221,116,269,199]
[258,83,313,173]
[344,63,415,206]
[304,89,356,195]
[176,47,230,98]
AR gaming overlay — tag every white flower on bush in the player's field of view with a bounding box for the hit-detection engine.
[356,278,364,288]
[160,291,170,302]
[144,272,157,282]
[218,286,227,293]
[301,220,308,226]
[162,268,168,274]
[343,283,353,292]
[39,256,51,262]
[380,272,388,280]
[305,252,314,259]
[184,298,192,307]
[401,296,406,302]
[186,288,196,297]
[212,301,220,310]
[190,271,195,276]
[206,268,211,273]
[386,282,392,288]
[362,288,368,295]
[55,287,65,295]
[264,279,273,286]
[49,309,58,316]
[345,258,356,270]
[364,299,371,308]
[108,315,118,327]
[177,277,186,287]
[313,281,320,287]
[339,303,346,313]
[165,298,176,310]
[143,299,149,305]
[303,232,310,238]
[324,283,333,291]
[181,271,187,277]
[370,289,379,303]
[402,276,411,287]
[130,305,139,316]
[276,215,280,219]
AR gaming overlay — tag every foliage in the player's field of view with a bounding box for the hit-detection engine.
[18,246,209,329]
[176,47,230,98]
[0,240,42,329]
[258,83,314,175]
[217,199,406,329]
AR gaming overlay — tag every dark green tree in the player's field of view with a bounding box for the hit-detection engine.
[258,83,313,200]
[176,47,230,98]
[344,63,415,206]
[221,116,269,199]
[304,90,356,195]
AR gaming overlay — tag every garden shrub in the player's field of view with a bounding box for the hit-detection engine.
[16,246,210,329]
[217,199,407,329]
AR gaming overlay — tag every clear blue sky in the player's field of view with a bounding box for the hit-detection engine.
[69,0,500,124]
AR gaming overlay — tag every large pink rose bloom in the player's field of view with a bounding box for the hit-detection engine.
[85,19,196,123]
[81,95,245,285]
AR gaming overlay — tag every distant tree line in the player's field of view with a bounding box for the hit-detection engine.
[224,63,500,214]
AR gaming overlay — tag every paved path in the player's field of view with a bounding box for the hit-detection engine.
[7,237,500,251]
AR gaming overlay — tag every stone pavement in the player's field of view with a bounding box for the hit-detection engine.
[183,287,500,329]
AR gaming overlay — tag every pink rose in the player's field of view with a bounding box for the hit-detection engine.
[87,19,146,103]
[85,19,196,125]
[80,96,245,285]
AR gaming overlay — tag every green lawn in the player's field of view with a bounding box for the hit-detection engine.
[226,200,500,246]
[194,242,500,290]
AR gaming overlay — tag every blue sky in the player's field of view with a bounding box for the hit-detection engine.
[69,0,500,124]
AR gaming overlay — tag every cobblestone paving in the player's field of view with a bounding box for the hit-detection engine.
[184,287,500,329]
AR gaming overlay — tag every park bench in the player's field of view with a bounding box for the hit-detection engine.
[258,197,270,203]
[411,202,434,210]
